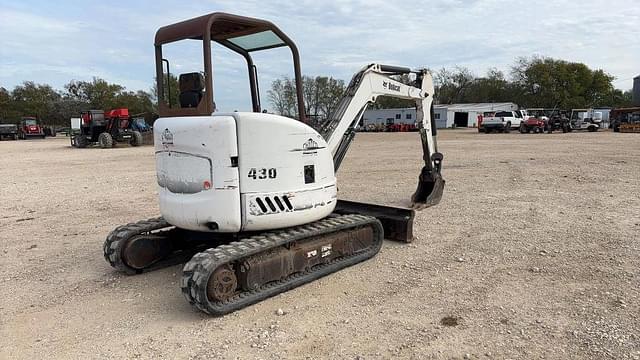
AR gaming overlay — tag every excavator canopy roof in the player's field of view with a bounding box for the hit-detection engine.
[154,12,305,120]
[154,12,289,52]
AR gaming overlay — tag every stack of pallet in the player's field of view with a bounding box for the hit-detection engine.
[620,123,640,133]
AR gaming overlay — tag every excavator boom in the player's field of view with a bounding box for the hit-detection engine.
[319,63,445,209]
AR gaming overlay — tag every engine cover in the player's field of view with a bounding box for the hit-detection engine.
[155,115,241,232]
[154,112,337,233]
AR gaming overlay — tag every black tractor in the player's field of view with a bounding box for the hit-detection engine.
[72,109,143,148]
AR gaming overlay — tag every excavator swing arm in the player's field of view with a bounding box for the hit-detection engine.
[320,63,445,209]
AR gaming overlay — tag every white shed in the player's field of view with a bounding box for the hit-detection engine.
[361,108,416,127]
[435,102,519,128]
[362,102,519,129]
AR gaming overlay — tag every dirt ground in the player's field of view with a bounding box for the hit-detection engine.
[1,129,638,360]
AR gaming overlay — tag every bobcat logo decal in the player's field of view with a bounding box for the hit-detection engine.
[161,128,174,146]
[303,138,318,150]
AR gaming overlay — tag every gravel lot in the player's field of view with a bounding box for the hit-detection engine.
[0,129,638,359]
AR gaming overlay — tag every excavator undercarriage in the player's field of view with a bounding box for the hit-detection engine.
[105,212,383,315]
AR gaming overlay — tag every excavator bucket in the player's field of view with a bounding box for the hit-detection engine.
[410,166,445,210]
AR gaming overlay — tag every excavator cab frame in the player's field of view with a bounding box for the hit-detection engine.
[154,12,306,119]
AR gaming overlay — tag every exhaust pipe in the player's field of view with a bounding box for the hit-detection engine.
[410,153,445,210]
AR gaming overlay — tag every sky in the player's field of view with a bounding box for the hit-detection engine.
[1,0,638,111]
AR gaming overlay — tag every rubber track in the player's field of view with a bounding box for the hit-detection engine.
[103,217,172,274]
[181,214,384,315]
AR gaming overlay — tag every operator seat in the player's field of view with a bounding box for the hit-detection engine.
[179,72,205,108]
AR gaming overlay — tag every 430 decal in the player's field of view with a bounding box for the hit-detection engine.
[247,168,277,179]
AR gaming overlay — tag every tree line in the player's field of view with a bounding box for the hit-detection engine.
[0,78,155,126]
[267,75,346,123]
[267,56,634,119]
[1,56,634,126]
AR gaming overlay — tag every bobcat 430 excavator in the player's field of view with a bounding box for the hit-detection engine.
[104,12,445,315]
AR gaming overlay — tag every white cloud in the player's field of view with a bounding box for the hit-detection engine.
[0,0,638,111]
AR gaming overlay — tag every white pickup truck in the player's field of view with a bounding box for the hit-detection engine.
[482,110,526,133]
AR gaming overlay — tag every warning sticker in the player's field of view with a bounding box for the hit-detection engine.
[321,244,332,257]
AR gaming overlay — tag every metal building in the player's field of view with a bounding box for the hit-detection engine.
[436,103,518,128]
[362,102,518,129]
[634,75,640,106]
[361,108,416,128]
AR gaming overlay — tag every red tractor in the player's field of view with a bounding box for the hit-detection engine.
[18,117,45,139]
[71,108,143,148]
[16,117,56,139]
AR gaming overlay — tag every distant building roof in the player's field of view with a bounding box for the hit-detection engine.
[368,103,518,112]
[437,102,517,111]
[365,107,414,112]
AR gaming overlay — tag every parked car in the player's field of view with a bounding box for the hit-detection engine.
[482,110,524,133]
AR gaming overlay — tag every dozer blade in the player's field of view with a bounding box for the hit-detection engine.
[410,166,445,210]
[334,200,415,242]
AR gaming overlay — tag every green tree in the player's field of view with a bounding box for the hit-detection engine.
[460,68,512,103]
[433,67,476,104]
[11,81,61,121]
[62,78,156,124]
[312,76,345,120]
[64,78,123,109]
[510,56,615,109]
[151,74,179,109]
[302,75,318,117]
[116,90,155,122]
[267,75,345,121]
[609,89,633,108]
[267,77,297,118]
[48,99,91,126]
[0,87,21,121]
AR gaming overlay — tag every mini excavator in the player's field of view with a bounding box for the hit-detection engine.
[104,12,445,315]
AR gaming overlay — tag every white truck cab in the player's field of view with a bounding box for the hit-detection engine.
[481,110,523,133]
